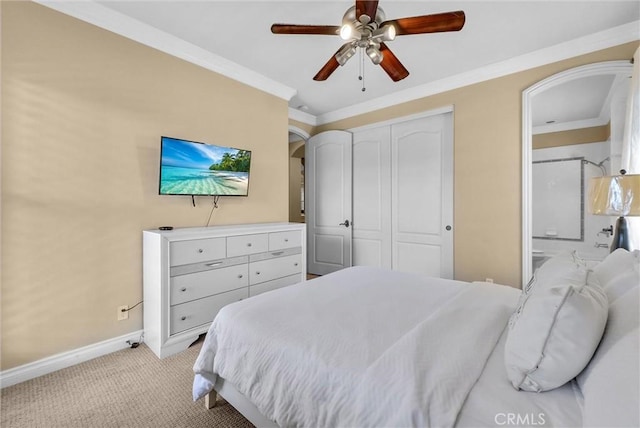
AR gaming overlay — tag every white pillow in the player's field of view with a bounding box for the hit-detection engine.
[598,268,640,303]
[505,253,608,392]
[592,248,639,287]
[532,250,588,285]
[578,282,639,427]
[510,251,587,327]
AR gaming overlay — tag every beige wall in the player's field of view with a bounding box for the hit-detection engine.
[532,125,610,149]
[315,41,638,288]
[1,2,289,369]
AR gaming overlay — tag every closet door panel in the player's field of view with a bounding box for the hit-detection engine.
[352,127,392,268]
[394,128,442,235]
[391,113,453,278]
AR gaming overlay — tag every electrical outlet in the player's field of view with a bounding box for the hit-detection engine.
[118,305,129,321]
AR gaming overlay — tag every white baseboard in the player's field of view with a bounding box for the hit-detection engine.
[0,330,144,388]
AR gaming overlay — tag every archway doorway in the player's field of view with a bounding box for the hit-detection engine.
[289,126,309,223]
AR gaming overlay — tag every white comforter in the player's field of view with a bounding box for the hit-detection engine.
[193,266,520,427]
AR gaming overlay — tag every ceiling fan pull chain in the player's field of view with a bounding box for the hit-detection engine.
[359,47,366,92]
[358,47,363,81]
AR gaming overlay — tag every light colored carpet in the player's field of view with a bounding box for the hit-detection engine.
[1,340,254,428]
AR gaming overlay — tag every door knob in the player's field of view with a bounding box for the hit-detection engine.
[445,225,452,231]
[339,219,350,228]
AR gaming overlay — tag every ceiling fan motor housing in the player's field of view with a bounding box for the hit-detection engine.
[340,6,392,65]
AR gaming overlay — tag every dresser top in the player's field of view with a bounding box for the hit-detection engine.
[144,222,305,240]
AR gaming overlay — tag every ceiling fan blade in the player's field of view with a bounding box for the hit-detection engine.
[382,11,465,36]
[271,24,341,36]
[355,0,379,23]
[313,47,343,81]
[379,43,409,82]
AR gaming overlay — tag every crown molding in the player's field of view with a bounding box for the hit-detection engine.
[315,21,640,125]
[34,0,297,102]
[288,107,318,126]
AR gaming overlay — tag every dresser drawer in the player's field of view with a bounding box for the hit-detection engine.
[250,254,302,285]
[249,246,301,262]
[170,238,226,266]
[227,233,268,257]
[170,287,248,335]
[269,230,302,251]
[249,274,300,297]
[170,263,248,305]
[170,255,247,277]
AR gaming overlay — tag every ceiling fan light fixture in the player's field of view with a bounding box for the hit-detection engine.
[336,43,357,65]
[339,23,361,41]
[366,45,384,65]
[372,23,396,42]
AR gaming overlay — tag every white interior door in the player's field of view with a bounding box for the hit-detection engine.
[391,113,454,278]
[306,130,353,275]
[352,126,392,268]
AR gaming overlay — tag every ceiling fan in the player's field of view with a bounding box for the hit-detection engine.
[271,1,465,82]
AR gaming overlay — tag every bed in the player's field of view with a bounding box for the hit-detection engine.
[193,250,640,427]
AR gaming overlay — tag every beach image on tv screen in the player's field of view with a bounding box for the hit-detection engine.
[160,137,250,196]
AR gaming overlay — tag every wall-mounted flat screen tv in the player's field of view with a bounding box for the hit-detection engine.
[159,136,251,196]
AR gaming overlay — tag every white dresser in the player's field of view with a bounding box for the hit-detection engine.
[143,222,306,358]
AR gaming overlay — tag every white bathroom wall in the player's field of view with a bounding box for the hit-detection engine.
[532,141,614,261]
[533,157,583,240]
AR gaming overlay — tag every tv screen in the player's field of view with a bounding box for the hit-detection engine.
[159,136,251,196]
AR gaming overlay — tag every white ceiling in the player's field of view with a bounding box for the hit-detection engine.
[532,75,616,128]
[54,1,640,122]
[531,70,632,134]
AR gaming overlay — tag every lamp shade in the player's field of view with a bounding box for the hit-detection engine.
[588,174,640,216]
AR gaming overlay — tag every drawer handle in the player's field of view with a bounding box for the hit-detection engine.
[247,243,252,247]
[294,262,299,266]
[256,271,261,275]
[198,249,204,253]
[284,238,289,242]
[180,316,187,321]
[272,251,284,256]
[205,261,223,267]
[180,287,187,292]
[238,274,243,279]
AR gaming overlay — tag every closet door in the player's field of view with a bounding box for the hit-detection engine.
[391,113,454,278]
[352,126,392,268]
